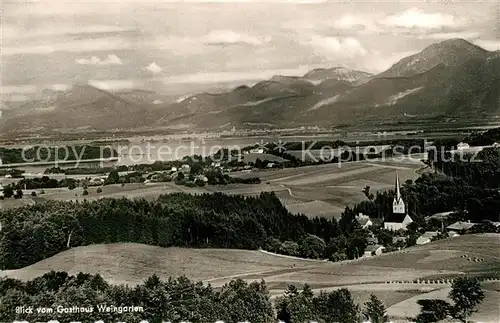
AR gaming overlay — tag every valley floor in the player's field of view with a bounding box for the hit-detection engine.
[1,155,427,220]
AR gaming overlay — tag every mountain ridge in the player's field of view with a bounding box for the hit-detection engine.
[1,38,499,134]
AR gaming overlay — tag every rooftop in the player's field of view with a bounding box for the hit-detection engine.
[446,221,477,231]
[365,244,385,252]
[419,231,439,239]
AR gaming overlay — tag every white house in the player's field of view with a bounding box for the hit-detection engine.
[457,142,470,150]
[384,172,414,231]
[416,231,439,245]
[195,175,208,182]
[446,221,477,233]
[363,245,385,257]
[356,213,373,229]
[250,148,265,154]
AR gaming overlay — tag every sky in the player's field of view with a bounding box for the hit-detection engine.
[1,0,499,100]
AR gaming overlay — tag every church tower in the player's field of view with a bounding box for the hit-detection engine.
[392,172,406,214]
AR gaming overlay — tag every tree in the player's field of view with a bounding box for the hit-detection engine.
[82,189,89,196]
[364,294,388,323]
[255,158,264,169]
[415,299,452,323]
[2,185,14,198]
[449,277,485,322]
[299,234,326,259]
[106,170,120,185]
[96,187,102,194]
[363,185,375,200]
[14,189,23,199]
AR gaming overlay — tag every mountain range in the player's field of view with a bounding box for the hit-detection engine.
[1,39,499,135]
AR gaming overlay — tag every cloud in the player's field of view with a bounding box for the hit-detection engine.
[88,79,139,91]
[203,30,271,46]
[332,14,381,34]
[420,31,481,40]
[380,8,460,29]
[2,24,135,41]
[145,62,163,74]
[473,40,500,51]
[75,54,123,65]
[309,36,368,57]
[2,38,132,55]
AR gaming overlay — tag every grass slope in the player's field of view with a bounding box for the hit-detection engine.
[0,243,319,286]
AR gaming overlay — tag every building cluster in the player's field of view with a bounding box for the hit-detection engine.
[355,172,491,259]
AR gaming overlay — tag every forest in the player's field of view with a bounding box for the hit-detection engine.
[0,271,369,323]
[0,271,485,323]
[0,192,361,270]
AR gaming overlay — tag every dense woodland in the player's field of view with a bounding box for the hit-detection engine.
[0,192,361,270]
[431,148,500,188]
[0,271,485,323]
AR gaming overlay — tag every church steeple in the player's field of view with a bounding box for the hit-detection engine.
[395,172,402,203]
[393,172,406,214]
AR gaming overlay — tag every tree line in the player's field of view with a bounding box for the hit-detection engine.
[0,192,364,270]
[0,271,485,323]
[0,145,118,164]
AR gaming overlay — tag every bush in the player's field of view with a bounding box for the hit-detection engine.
[31,191,37,197]
[96,187,102,194]
[82,189,89,196]
[195,179,206,187]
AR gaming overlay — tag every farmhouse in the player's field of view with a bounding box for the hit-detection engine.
[384,172,414,231]
[416,231,439,245]
[367,236,379,245]
[363,245,385,257]
[249,148,265,154]
[426,211,456,222]
[356,213,373,229]
[446,221,477,233]
[195,175,208,183]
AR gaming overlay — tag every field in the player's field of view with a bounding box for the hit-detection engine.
[234,157,424,219]
[1,234,499,321]
[0,243,320,286]
[1,156,425,219]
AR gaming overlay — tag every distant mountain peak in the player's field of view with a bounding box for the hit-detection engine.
[303,67,372,84]
[378,38,489,78]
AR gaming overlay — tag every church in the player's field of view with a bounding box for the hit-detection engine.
[384,172,413,231]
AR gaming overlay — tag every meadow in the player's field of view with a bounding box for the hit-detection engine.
[1,234,498,321]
